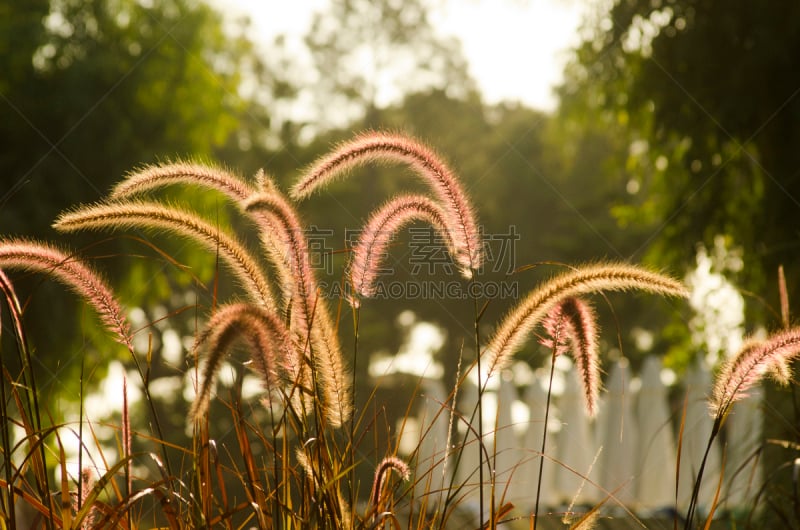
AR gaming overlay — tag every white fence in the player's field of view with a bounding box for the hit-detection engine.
[410,355,762,516]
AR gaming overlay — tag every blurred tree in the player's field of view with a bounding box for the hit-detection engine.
[560,0,800,311]
[304,0,474,130]
[0,0,288,237]
[0,0,290,396]
[560,3,800,523]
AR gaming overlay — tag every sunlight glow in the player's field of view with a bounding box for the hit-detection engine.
[213,0,586,111]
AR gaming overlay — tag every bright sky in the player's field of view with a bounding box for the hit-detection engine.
[214,0,587,111]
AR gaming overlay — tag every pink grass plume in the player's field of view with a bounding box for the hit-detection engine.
[540,297,601,416]
[0,238,132,350]
[348,194,457,304]
[292,131,482,275]
[710,328,800,418]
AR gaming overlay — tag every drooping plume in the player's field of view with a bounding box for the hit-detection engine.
[710,328,800,417]
[54,201,275,308]
[291,131,482,276]
[485,263,687,380]
[0,239,132,350]
[109,163,304,311]
[110,161,255,203]
[244,192,350,427]
[540,297,601,416]
[368,456,410,513]
[190,303,296,420]
[243,192,318,335]
[348,194,456,304]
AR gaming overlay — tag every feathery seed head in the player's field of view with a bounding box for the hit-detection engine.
[111,161,254,202]
[710,327,800,417]
[54,201,276,308]
[77,467,97,530]
[485,263,687,380]
[244,191,316,322]
[368,456,411,511]
[254,168,278,193]
[540,297,601,416]
[349,194,460,302]
[0,239,132,350]
[244,192,351,427]
[190,303,295,421]
[292,131,483,272]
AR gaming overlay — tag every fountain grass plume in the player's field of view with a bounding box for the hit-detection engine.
[190,302,296,421]
[243,191,319,336]
[684,328,800,529]
[349,194,456,304]
[291,131,482,276]
[54,201,275,308]
[111,162,307,312]
[244,192,351,427]
[485,263,687,381]
[110,161,255,202]
[540,297,601,416]
[0,238,132,350]
[367,456,410,515]
[710,327,800,418]
[109,162,295,295]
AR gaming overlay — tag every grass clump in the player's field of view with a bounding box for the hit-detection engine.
[1,132,786,529]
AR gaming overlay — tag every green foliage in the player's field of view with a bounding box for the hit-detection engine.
[561,0,800,312]
[0,0,280,392]
[304,0,473,128]
[1,0,255,234]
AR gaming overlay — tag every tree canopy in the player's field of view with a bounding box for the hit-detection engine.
[560,0,800,311]
[0,0,288,394]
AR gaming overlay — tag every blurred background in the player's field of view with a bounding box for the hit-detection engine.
[2,0,799,523]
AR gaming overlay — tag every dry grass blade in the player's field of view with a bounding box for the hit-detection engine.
[122,374,132,527]
[703,448,726,530]
[0,239,132,349]
[484,263,688,379]
[779,265,790,329]
[54,201,275,308]
[675,394,688,530]
[55,429,71,529]
[231,401,272,528]
[0,478,64,526]
[296,446,352,528]
[480,502,514,529]
[71,457,133,527]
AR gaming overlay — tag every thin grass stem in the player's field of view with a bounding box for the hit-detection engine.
[471,276,487,526]
[533,344,558,530]
[0,272,17,527]
[683,415,723,530]
[349,305,360,516]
